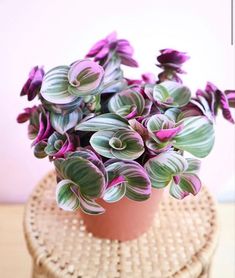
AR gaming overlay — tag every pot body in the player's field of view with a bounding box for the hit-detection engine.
[80,188,164,241]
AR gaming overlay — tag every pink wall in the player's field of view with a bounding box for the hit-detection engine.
[0,0,234,203]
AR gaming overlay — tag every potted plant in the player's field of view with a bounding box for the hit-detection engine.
[17,32,235,241]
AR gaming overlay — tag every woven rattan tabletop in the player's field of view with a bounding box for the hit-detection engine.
[24,171,219,278]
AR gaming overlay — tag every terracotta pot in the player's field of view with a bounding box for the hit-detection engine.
[80,188,164,241]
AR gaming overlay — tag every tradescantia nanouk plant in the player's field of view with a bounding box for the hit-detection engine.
[17,32,235,215]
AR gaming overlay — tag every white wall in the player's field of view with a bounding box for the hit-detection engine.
[0,0,234,202]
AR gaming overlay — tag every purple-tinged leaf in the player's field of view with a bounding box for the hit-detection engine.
[107,176,126,189]
[129,119,149,140]
[17,106,39,123]
[68,60,104,97]
[45,132,79,159]
[217,90,235,124]
[20,66,44,101]
[169,180,189,200]
[145,138,172,154]
[179,174,202,195]
[154,125,183,142]
[156,49,189,83]
[108,89,146,119]
[85,32,138,67]
[144,151,188,188]
[32,112,54,146]
[157,49,190,70]
[197,82,235,124]
[225,90,235,108]
[142,73,156,84]
[105,160,151,202]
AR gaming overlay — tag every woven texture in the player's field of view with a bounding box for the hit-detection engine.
[24,171,219,278]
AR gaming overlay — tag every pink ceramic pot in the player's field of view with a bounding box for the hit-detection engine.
[80,188,164,241]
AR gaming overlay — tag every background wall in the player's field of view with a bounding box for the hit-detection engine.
[0,0,234,203]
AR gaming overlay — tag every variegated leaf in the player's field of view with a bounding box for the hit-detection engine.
[50,109,82,134]
[78,192,105,215]
[147,114,183,143]
[66,148,107,183]
[103,183,126,203]
[55,156,106,198]
[100,57,126,93]
[128,118,149,140]
[56,179,80,211]
[169,180,189,200]
[105,160,151,201]
[42,97,83,115]
[108,90,145,119]
[173,116,215,158]
[68,59,104,96]
[185,158,201,174]
[75,113,129,131]
[90,130,144,160]
[153,81,191,107]
[41,66,78,104]
[179,174,202,195]
[145,138,172,154]
[144,151,188,188]
[169,173,201,199]
[90,130,115,158]
[164,108,181,122]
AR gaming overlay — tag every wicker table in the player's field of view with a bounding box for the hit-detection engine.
[24,171,219,278]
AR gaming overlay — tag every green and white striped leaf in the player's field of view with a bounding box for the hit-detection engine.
[90,130,144,160]
[169,173,202,199]
[169,180,189,200]
[100,57,126,93]
[68,59,104,97]
[56,179,80,211]
[105,160,151,201]
[55,156,106,198]
[50,109,82,134]
[41,66,78,104]
[185,158,201,174]
[42,97,83,115]
[56,179,105,214]
[90,130,116,158]
[145,138,171,153]
[144,151,188,188]
[103,183,126,203]
[78,193,105,215]
[147,114,167,131]
[179,174,202,195]
[108,90,145,118]
[173,116,215,158]
[66,148,107,182]
[153,81,191,107]
[75,113,129,131]
[165,108,181,122]
[128,119,149,140]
